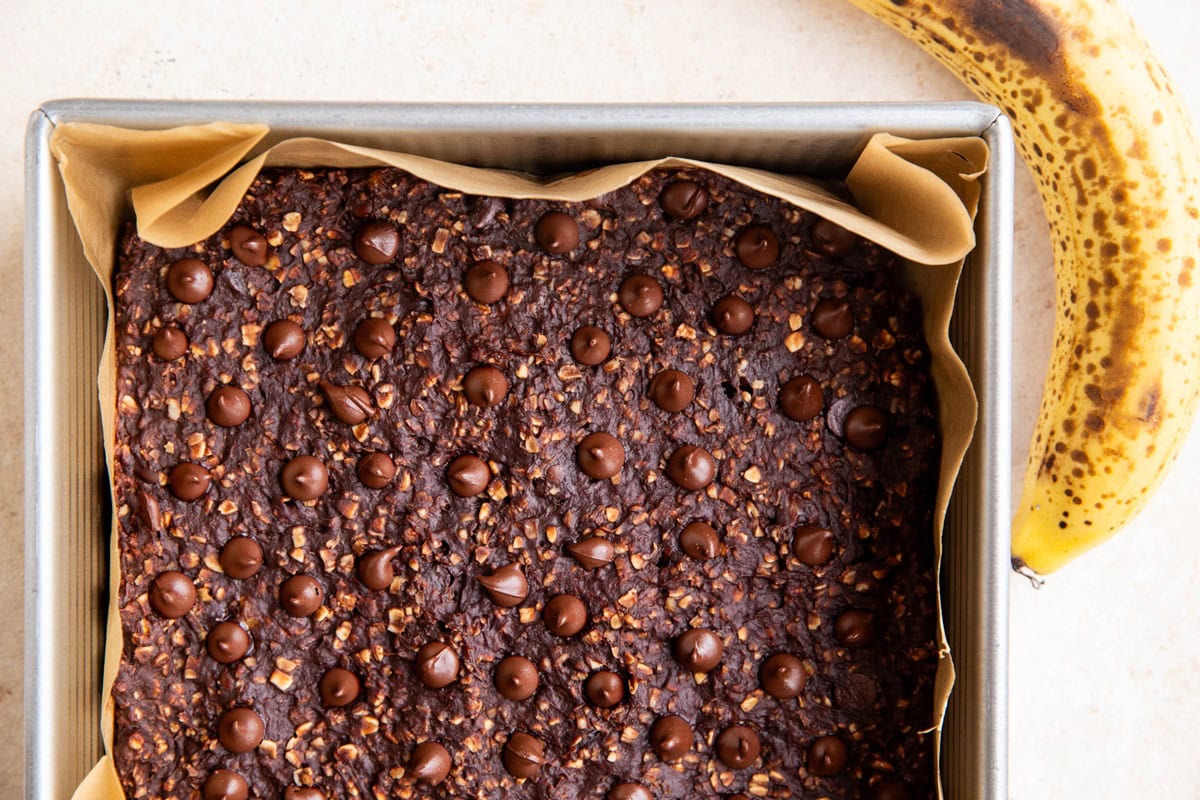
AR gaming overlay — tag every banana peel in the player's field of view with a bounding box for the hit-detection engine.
[847,0,1200,573]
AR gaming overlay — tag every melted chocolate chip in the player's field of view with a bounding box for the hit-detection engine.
[354,318,396,359]
[811,218,858,257]
[409,742,452,784]
[834,609,877,647]
[279,574,323,617]
[206,621,251,664]
[319,667,361,707]
[584,670,625,708]
[464,260,509,304]
[283,790,323,800]
[463,365,509,408]
[263,319,306,360]
[780,375,824,421]
[649,715,693,761]
[357,546,402,591]
[807,735,849,776]
[168,463,210,501]
[206,386,251,427]
[577,432,625,479]
[844,405,888,450]
[607,784,652,800]
[217,707,264,753]
[502,732,545,779]
[535,212,579,254]
[476,563,529,607]
[319,381,373,424]
[618,275,664,317]
[570,325,612,365]
[202,770,248,800]
[712,294,754,334]
[415,641,460,688]
[716,725,762,769]
[280,455,328,501]
[151,325,188,360]
[150,571,195,618]
[220,536,263,579]
[166,258,214,303]
[874,783,911,800]
[353,220,400,264]
[666,445,716,490]
[648,369,695,412]
[735,225,779,269]
[495,655,539,701]
[673,628,724,672]
[792,525,835,566]
[229,224,268,266]
[446,454,490,497]
[812,298,853,339]
[659,180,709,221]
[760,653,807,699]
[679,521,719,561]
[543,594,587,637]
[566,537,614,570]
[357,452,396,488]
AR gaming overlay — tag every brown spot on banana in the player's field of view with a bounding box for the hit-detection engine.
[847,0,1200,573]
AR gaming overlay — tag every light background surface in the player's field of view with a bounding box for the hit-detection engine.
[3,1,1199,797]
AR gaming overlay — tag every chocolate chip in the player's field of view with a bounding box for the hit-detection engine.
[319,381,373,424]
[649,715,693,761]
[353,220,400,264]
[618,274,664,317]
[229,224,268,266]
[673,628,723,672]
[283,787,324,800]
[659,180,709,221]
[648,369,695,412]
[151,325,188,360]
[319,667,360,708]
[576,432,625,479]
[570,325,612,365]
[792,526,835,566]
[874,782,911,800]
[263,319,306,360]
[566,536,614,570]
[679,521,719,561]
[446,454,490,497]
[279,574,323,617]
[150,571,196,618]
[280,455,328,501]
[202,770,248,800]
[463,365,509,408]
[780,376,824,421]
[834,609,877,647]
[666,445,716,490]
[415,641,460,688]
[495,655,539,701]
[812,298,853,339]
[584,670,625,708]
[464,260,509,304]
[220,536,262,579]
[166,258,213,303]
[168,463,210,501]
[844,406,888,449]
[543,594,587,637]
[357,546,401,591]
[807,735,849,777]
[502,732,545,779]
[711,295,754,334]
[137,490,161,532]
[607,784,652,800]
[206,621,251,664]
[716,725,761,769]
[760,653,806,699]
[206,386,251,427]
[357,452,396,488]
[476,563,528,607]
[217,707,264,753]
[735,225,779,269]
[354,318,396,359]
[835,672,879,710]
[811,218,858,257]
[535,211,579,254]
[409,741,452,784]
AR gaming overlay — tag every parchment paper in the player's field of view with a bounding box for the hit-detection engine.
[49,121,986,800]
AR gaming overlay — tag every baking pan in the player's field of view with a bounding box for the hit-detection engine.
[24,101,1011,800]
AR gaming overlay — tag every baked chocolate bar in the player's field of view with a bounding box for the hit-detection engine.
[110,165,939,800]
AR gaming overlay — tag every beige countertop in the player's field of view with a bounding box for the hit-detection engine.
[3,1,1198,797]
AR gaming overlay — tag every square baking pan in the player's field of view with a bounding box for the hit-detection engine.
[24,101,1011,800]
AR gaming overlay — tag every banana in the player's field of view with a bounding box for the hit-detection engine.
[846,0,1200,573]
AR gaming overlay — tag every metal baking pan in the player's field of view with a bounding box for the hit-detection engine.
[24,101,1011,800]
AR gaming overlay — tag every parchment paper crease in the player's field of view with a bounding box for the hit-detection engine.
[49,121,986,800]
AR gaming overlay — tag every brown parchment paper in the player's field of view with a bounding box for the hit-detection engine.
[50,121,985,800]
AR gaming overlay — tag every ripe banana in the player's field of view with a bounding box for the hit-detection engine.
[846,0,1200,573]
